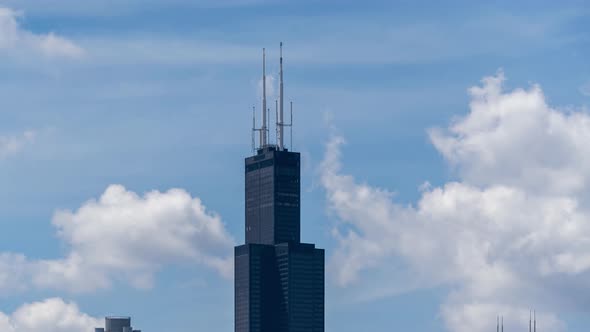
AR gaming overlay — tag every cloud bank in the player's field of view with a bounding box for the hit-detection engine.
[0,298,100,332]
[321,71,590,332]
[0,185,234,293]
[0,7,83,58]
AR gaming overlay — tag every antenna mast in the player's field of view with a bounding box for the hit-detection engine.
[252,106,256,152]
[251,48,268,152]
[275,42,294,151]
[261,48,268,147]
[290,101,293,150]
[252,105,265,152]
[278,42,284,150]
[275,100,279,145]
[252,44,295,152]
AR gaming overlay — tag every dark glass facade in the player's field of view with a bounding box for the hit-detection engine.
[236,146,325,332]
[275,243,325,332]
[234,244,279,332]
[245,147,301,245]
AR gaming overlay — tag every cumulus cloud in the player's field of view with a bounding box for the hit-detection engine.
[0,298,100,332]
[0,7,83,58]
[0,253,29,293]
[0,130,35,159]
[0,185,235,293]
[321,72,590,332]
[430,71,590,195]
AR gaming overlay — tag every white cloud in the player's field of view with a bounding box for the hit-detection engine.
[321,72,590,332]
[0,185,235,293]
[0,298,100,332]
[0,253,29,294]
[0,7,83,58]
[41,184,235,291]
[430,70,590,195]
[36,32,84,58]
[0,130,35,159]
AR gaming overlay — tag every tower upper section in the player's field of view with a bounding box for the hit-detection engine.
[245,146,300,245]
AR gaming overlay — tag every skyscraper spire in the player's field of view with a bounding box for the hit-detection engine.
[530,310,532,332]
[497,316,499,332]
[501,316,503,332]
[534,310,536,332]
[261,48,268,146]
[290,100,293,149]
[278,42,285,150]
[275,99,278,145]
[252,106,256,152]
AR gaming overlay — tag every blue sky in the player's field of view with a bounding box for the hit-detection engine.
[0,1,589,331]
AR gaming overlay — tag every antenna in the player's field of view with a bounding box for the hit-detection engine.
[534,310,536,332]
[278,42,284,150]
[251,48,268,150]
[501,316,503,332]
[252,106,255,152]
[252,106,263,152]
[261,48,267,147]
[252,43,295,152]
[290,101,293,150]
[277,100,293,150]
[496,316,499,332]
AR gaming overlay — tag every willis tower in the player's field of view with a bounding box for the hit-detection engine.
[235,43,325,332]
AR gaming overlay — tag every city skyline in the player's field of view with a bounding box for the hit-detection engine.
[0,1,589,332]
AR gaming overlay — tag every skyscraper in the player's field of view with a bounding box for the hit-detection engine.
[235,43,325,332]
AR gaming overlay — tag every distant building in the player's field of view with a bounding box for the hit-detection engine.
[95,316,142,332]
[235,43,325,332]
